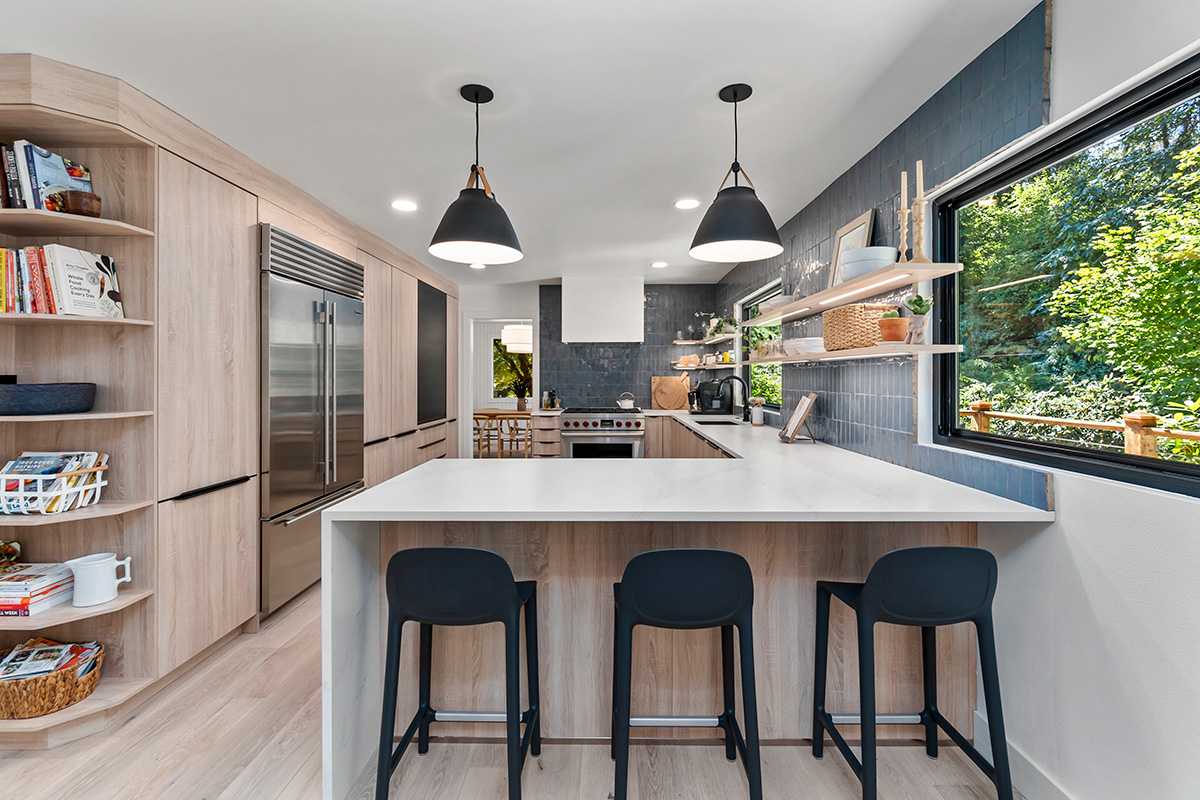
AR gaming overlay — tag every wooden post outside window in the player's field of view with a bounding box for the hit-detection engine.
[1122,412,1160,458]
[968,401,993,433]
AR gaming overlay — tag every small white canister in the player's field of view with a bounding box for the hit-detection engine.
[64,552,132,607]
[750,406,765,426]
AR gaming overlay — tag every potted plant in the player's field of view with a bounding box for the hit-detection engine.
[903,294,934,343]
[749,396,766,426]
[878,309,907,342]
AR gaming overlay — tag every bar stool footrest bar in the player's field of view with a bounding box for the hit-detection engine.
[629,715,721,728]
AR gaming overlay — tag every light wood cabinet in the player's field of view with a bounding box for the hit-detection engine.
[644,417,664,458]
[365,431,424,487]
[361,251,395,442]
[394,269,419,434]
[156,476,259,675]
[664,418,730,458]
[157,150,258,499]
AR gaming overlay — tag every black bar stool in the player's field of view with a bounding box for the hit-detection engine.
[812,546,1014,800]
[610,549,763,800]
[376,547,541,800]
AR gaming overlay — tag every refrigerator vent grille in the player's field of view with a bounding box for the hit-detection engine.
[261,224,364,297]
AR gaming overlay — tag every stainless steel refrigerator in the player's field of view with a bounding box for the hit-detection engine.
[259,224,364,615]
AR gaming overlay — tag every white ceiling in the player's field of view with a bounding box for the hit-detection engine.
[8,0,1039,287]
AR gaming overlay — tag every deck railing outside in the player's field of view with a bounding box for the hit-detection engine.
[959,401,1200,458]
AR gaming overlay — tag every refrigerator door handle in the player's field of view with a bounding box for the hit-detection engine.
[319,300,331,487]
[330,300,338,485]
[279,482,364,526]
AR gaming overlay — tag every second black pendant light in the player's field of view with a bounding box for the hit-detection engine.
[429,84,523,266]
[689,84,783,263]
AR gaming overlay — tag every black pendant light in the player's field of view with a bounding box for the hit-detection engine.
[689,84,783,263]
[429,84,523,265]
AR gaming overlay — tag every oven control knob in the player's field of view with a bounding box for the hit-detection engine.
[635,420,642,428]
[573,421,580,427]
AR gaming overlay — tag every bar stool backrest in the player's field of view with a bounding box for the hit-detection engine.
[861,546,997,626]
[619,549,753,629]
[386,547,519,626]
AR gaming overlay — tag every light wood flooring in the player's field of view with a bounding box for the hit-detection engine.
[0,585,1013,800]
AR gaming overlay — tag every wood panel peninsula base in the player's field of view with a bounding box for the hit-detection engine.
[321,430,1053,799]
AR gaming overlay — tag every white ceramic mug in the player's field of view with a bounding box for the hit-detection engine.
[64,552,132,607]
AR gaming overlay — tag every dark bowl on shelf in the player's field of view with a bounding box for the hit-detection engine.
[0,383,97,415]
[49,190,102,218]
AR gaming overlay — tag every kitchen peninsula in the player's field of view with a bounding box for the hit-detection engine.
[321,413,1054,798]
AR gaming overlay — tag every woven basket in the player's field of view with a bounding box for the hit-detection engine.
[822,303,898,351]
[0,646,104,720]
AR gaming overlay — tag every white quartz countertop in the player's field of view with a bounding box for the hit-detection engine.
[327,411,1054,524]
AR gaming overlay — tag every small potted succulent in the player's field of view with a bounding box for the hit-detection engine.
[903,294,934,343]
[749,396,767,426]
[878,309,907,342]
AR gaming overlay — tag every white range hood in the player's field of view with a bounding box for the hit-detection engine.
[560,275,644,343]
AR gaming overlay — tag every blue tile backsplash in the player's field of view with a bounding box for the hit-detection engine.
[712,4,1052,509]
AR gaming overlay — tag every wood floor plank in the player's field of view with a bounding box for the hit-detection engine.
[0,585,1016,800]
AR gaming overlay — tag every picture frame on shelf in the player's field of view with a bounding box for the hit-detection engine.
[827,210,874,288]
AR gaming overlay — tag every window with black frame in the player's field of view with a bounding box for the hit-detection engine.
[741,285,783,410]
[934,56,1200,496]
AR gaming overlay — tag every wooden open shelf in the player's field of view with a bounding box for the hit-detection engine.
[0,209,155,238]
[0,410,153,423]
[673,332,737,346]
[0,677,153,735]
[0,313,153,327]
[743,263,963,327]
[0,590,152,631]
[672,363,738,371]
[0,105,153,148]
[0,500,153,528]
[748,343,963,364]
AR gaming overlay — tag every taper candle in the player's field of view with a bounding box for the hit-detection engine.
[900,170,908,210]
[915,159,925,199]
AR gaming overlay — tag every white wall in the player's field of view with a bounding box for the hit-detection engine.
[975,6,1200,799]
[1050,0,1200,120]
[456,282,541,455]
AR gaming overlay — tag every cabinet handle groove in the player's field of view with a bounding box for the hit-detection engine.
[169,474,252,502]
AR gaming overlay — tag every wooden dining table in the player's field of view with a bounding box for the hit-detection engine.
[472,408,534,457]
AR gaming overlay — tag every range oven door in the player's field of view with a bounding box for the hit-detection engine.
[561,432,644,458]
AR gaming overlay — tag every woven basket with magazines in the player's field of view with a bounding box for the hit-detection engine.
[821,303,898,351]
[0,643,104,720]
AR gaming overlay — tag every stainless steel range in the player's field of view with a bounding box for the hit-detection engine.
[560,406,645,458]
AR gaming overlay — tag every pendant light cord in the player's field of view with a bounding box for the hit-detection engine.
[733,98,739,187]
[474,96,480,169]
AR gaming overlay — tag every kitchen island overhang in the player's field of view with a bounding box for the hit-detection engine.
[321,433,1053,800]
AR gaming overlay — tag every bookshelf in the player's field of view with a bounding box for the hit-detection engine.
[747,343,963,364]
[0,104,158,748]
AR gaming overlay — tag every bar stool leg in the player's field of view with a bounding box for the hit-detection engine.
[921,625,938,759]
[524,586,542,756]
[418,623,432,754]
[504,616,523,800]
[376,614,403,800]
[737,618,764,800]
[812,585,831,759]
[721,625,737,761]
[612,617,634,800]
[610,585,618,761]
[977,614,1015,800]
[858,617,878,800]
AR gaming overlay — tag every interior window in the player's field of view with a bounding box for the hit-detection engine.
[492,338,533,400]
[742,286,783,410]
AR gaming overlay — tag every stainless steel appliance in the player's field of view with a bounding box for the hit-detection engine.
[560,407,645,458]
[259,224,365,615]
[694,379,733,415]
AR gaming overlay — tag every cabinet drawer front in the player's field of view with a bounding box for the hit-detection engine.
[533,416,561,431]
[416,422,447,448]
[418,439,448,462]
[533,429,561,444]
[532,442,561,456]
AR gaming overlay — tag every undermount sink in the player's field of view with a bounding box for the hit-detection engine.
[692,419,739,426]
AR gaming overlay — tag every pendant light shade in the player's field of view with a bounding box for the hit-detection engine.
[689,84,782,264]
[429,84,523,266]
[689,186,782,263]
[429,188,522,264]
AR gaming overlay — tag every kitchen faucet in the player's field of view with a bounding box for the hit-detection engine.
[718,375,751,422]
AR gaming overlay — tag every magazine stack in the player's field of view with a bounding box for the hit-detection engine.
[0,451,110,515]
[0,564,73,617]
[0,244,124,319]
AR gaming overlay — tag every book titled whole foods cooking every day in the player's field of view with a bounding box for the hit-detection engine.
[40,244,123,319]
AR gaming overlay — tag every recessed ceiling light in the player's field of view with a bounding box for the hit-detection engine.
[469,263,487,270]
[651,261,669,269]
[391,198,418,212]
[674,197,701,210]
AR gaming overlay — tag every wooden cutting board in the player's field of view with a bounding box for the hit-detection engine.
[651,374,690,410]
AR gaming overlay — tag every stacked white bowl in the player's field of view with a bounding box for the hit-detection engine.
[838,246,898,282]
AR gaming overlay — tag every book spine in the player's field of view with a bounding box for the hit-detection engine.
[18,251,29,313]
[0,608,32,617]
[2,147,21,208]
[0,146,8,209]
[39,248,56,315]
[6,250,13,313]
[12,143,36,211]
[22,144,42,210]
[24,248,46,314]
